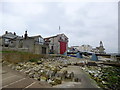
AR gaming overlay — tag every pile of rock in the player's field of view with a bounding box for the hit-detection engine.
[82,65,120,89]
[3,57,83,86]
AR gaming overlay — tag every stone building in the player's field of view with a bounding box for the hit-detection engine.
[0,31,49,54]
[22,31,48,54]
[44,33,68,54]
[0,31,23,48]
[69,45,92,52]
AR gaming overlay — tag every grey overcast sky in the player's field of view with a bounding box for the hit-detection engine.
[0,0,118,53]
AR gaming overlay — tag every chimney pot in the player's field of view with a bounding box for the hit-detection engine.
[5,31,8,34]
[14,32,16,35]
[24,31,28,39]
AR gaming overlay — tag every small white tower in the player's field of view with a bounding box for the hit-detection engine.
[99,41,105,54]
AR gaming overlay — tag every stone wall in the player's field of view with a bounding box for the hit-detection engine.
[2,44,49,55]
[23,39,34,53]
[2,47,29,52]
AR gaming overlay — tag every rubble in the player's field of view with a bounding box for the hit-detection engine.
[40,76,47,81]
[3,56,86,86]
[82,64,120,90]
[2,54,120,88]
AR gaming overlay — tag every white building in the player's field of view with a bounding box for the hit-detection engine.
[79,45,92,52]
[70,45,92,52]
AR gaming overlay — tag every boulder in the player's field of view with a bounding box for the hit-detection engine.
[34,68,40,72]
[49,81,57,86]
[51,70,57,77]
[15,66,22,71]
[40,76,47,81]
[33,73,39,79]
[54,78,62,84]
[37,60,42,64]
[77,61,85,66]
[47,79,53,83]
[29,73,34,78]
[62,70,68,79]
[24,70,31,74]
[74,78,81,82]
[69,72,74,80]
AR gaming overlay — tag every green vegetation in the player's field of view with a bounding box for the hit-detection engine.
[29,58,38,62]
[100,67,120,89]
[89,66,120,90]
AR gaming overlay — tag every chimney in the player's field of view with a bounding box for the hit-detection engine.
[5,31,8,34]
[24,31,28,39]
[14,32,16,35]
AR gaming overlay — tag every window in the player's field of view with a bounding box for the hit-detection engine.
[5,39,9,42]
[39,37,44,44]
[60,37,62,40]
[4,39,9,45]
[51,46,54,50]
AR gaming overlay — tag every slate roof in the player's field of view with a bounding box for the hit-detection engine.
[2,32,23,40]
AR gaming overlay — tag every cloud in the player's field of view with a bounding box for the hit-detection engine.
[3,2,47,17]
[57,2,118,53]
[0,1,118,53]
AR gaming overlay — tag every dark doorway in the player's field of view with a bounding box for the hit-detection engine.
[50,46,54,54]
[42,47,46,54]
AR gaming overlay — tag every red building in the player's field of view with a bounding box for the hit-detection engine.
[44,34,68,54]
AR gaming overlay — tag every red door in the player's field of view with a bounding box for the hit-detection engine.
[60,41,67,54]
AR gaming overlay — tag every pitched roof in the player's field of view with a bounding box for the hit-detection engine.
[2,32,23,40]
[30,35,42,38]
[44,33,68,39]
[26,35,43,39]
[44,35,57,39]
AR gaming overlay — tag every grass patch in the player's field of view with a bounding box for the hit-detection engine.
[29,58,38,62]
[49,54,68,58]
